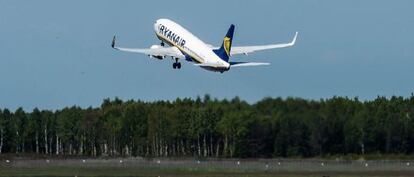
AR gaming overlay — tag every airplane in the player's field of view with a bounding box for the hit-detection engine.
[111,18,298,73]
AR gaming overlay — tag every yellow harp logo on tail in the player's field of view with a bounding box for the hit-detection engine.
[223,37,231,57]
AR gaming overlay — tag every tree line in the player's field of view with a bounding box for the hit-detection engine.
[0,95,414,158]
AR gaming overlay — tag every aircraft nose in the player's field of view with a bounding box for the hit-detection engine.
[155,19,163,26]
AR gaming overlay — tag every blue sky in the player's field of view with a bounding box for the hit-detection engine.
[0,0,413,110]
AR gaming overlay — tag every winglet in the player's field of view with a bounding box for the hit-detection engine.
[290,32,298,46]
[111,35,116,48]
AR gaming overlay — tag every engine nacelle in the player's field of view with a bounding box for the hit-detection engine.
[150,45,162,49]
[149,45,165,60]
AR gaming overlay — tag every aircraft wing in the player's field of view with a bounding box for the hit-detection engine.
[230,32,298,55]
[230,62,270,67]
[111,36,184,59]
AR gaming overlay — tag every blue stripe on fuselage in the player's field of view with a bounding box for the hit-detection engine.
[155,33,202,64]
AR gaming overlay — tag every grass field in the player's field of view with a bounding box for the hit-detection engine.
[1,158,414,177]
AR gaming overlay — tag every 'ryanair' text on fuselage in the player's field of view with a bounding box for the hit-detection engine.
[158,24,186,47]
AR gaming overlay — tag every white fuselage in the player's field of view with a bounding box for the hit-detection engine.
[154,19,230,72]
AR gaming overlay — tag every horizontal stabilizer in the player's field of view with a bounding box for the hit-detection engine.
[230,62,270,67]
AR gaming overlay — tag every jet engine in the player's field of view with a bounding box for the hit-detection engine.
[148,45,165,60]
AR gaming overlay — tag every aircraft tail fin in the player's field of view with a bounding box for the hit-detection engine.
[213,24,235,62]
